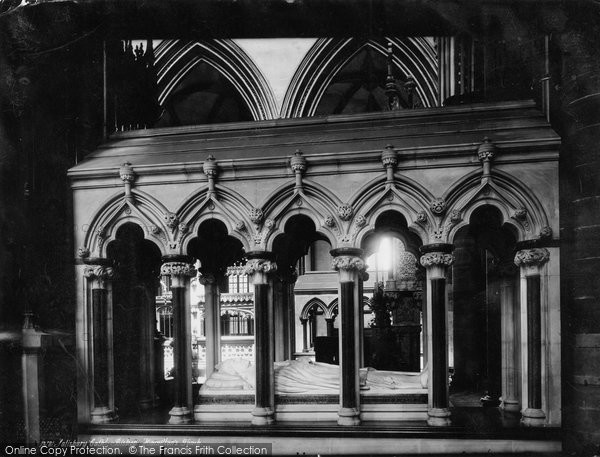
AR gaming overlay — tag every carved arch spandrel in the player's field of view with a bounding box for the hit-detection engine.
[442,169,552,244]
[350,175,434,247]
[82,190,172,258]
[261,180,342,250]
[177,185,254,253]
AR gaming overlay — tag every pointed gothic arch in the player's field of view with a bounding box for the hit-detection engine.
[154,39,277,121]
[281,37,439,118]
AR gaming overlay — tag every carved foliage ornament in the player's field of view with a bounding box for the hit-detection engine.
[324,215,336,227]
[539,226,553,239]
[160,262,196,277]
[513,208,528,220]
[77,246,90,258]
[84,265,114,281]
[429,198,447,216]
[354,215,366,227]
[243,259,278,276]
[235,220,246,231]
[514,248,550,267]
[420,252,454,268]
[249,208,264,225]
[337,204,353,221]
[416,211,427,223]
[331,256,367,272]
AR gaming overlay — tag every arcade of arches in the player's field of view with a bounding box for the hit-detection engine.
[71,91,560,433]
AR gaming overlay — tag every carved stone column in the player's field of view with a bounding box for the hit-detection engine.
[498,262,521,413]
[244,252,277,425]
[514,247,550,427]
[160,256,196,424]
[199,274,219,380]
[83,259,115,423]
[331,247,367,426]
[420,244,454,427]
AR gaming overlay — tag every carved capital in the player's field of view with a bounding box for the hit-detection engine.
[243,259,278,276]
[420,252,454,268]
[331,256,367,272]
[514,248,550,267]
[477,137,497,162]
[84,265,114,288]
[337,204,353,221]
[160,262,196,278]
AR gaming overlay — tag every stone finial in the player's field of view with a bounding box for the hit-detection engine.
[119,162,136,202]
[290,149,307,189]
[202,155,218,177]
[119,162,135,183]
[381,145,398,182]
[477,137,497,181]
[203,155,218,196]
[290,149,307,173]
[477,137,497,162]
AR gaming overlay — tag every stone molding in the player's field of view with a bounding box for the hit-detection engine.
[514,248,550,267]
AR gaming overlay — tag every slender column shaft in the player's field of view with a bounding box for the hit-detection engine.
[500,273,520,412]
[331,248,366,426]
[161,258,195,424]
[84,262,115,423]
[527,275,542,410]
[430,278,448,410]
[420,245,454,427]
[301,318,308,352]
[514,247,549,427]
[202,276,220,379]
[139,288,156,409]
[244,253,277,425]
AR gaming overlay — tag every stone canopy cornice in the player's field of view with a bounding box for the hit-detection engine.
[68,101,559,186]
